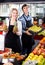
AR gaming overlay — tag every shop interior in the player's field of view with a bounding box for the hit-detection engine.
[0,2,45,65]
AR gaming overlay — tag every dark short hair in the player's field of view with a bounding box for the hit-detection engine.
[22,4,28,10]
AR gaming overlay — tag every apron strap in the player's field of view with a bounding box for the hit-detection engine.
[23,14,32,28]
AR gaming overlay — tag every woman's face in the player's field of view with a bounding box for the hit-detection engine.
[23,6,28,14]
[11,10,18,20]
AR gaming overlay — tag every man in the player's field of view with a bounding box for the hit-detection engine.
[19,4,35,55]
[19,4,32,34]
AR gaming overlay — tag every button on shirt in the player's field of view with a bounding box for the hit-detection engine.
[18,14,32,33]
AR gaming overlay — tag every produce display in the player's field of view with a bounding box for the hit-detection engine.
[0,26,3,31]
[3,24,8,32]
[0,48,12,56]
[22,60,38,65]
[38,30,45,36]
[0,48,25,64]
[22,53,45,65]
[33,37,45,57]
[3,53,25,61]
[0,23,45,65]
[28,25,42,33]
[22,37,45,65]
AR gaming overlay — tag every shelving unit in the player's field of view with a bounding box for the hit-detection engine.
[0,3,45,17]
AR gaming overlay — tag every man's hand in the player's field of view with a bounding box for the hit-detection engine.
[25,30,32,35]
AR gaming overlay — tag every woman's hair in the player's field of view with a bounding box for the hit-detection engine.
[9,8,18,17]
[11,8,18,12]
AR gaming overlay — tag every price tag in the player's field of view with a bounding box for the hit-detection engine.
[2,59,8,63]
[0,35,5,51]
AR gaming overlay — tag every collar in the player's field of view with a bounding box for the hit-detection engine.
[23,14,29,18]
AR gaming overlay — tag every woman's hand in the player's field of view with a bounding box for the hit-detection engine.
[3,62,13,65]
[16,32,22,36]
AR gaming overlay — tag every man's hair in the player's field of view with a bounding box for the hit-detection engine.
[22,4,28,10]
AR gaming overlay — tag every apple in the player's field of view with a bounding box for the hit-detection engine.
[29,53,34,57]
[33,48,39,55]
[32,55,38,60]
[37,44,41,48]
[41,48,45,52]
[37,49,42,55]
[25,57,31,61]
[27,53,34,60]
[37,55,43,62]
[41,53,45,58]
[33,50,37,55]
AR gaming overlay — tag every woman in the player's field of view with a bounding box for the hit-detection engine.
[3,8,22,53]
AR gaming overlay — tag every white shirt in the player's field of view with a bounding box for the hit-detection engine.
[17,20,22,46]
[16,20,22,36]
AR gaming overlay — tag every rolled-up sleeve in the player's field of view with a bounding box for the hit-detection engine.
[18,17,26,33]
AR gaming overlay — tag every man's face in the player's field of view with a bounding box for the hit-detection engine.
[23,6,28,14]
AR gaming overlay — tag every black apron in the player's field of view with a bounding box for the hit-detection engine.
[5,21,22,53]
[22,14,35,55]
[23,14,32,28]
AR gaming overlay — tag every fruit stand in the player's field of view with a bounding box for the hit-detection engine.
[0,24,45,65]
[21,24,45,65]
[33,24,45,40]
[22,37,45,65]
